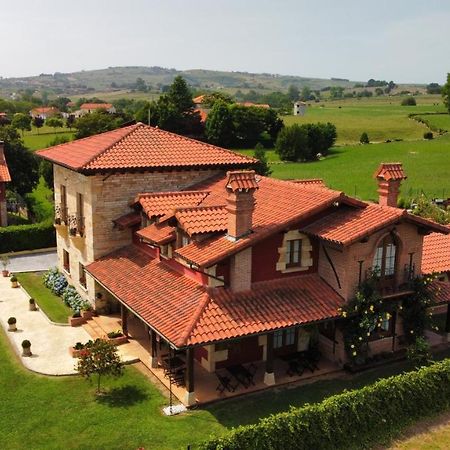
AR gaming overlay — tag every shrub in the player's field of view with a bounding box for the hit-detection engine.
[360,132,370,144]
[201,360,450,450]
[29,298,35,304]
[406,336,432,367]
[424,131,433,140]
[401,97,416,106]
[43,267,68,296]
[0,221,55,253]
[7,317,16,325]
[62,285,86,312]
[107,330,124,339]
[10,275,17,282]
[21,340,31,348]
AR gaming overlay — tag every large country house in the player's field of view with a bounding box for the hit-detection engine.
[37,123,450,405]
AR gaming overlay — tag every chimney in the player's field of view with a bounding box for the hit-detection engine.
[226,170,259,241]
[373,163,407,207]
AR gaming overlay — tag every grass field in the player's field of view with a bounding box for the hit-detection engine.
[16,272,72,323]
[2,315,449,449]
[240,133,450,200]
[283,96,447,145]
[23,125,75,151]
[26,177,54,221]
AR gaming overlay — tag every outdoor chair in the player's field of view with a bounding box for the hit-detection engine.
[215,373,238,393]
[286,359,305,377]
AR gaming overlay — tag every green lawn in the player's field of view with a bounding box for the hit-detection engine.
[23,127,75,151]
[16,272,72,323]
[283,97,447,145]
[239,133,450,201]
[1,313,449,450]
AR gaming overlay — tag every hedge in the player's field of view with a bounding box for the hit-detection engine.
[0,221,55,253]
[201,359,450,450]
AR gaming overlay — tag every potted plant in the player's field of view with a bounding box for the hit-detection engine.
[29,298,37,311]
[22,339,32,357]
[1,255,10,277]
[69,310,86,327]
[107,330,128,346]
[10,275,18,288]
[7,317,17,332]
[81,302,94,320]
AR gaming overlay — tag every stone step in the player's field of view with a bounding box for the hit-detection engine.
[82,321,103,340]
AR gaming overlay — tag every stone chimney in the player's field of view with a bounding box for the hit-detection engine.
[373,163,407,207]
[226,170,259,241]
[226,170,259,292]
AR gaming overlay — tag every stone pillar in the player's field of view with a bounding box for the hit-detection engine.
[184,348,196,406]
[120,303,128,336]
[264,332,275,385]
[149,327,158,368]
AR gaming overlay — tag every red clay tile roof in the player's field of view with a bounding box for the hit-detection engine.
[374,163,407,181]
[428,280,450,305]
[31,106,59,114]
[137,223,176,245]
[80,103,113,110]
[237,102,270,109]
[226,170,259,192]
[193,95,205,104]
[188,275,344,345]
[291,179,325,186]
[86,245,207,347]
[136,191,210,219]
[422,231,450,274]
[37,123,255,173]
[175,205,228,236]
[113,212,141,229]
[175,176,353,267]
[0,147,11,183]
[303,204,449,247]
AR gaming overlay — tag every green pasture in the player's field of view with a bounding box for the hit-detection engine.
[240,133,450,201]
[283,96,446,144]
[23,125,74,151]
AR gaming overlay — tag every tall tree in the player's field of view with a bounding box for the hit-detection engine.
[32,116,44,134]
[0,126,39,195]
[253,143,272,176]
[11,113,32,136]
[443,73,450,113]
[275,124,309,162]
[74,110,123,139]
[205,100,234,147]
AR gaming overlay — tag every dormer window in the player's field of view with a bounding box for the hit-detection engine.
[276,230,313,273]
[286,239,302,267]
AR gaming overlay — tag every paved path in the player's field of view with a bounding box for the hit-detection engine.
[0,276,90,375]
[8,250,58,273]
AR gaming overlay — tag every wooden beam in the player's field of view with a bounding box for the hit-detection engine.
[150,329,157,359]
[120,303,128,336]
[266,332,274,374]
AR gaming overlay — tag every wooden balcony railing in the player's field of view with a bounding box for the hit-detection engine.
[54,204,68,225]
[364,263,416,297]
[68,214,85,237]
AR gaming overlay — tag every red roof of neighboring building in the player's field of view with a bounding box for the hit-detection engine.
[175,205,228,236]
[137,223,176,244]
[86,245,344,347]
[31,106,59,114]
[189,274,344,345]
[422,231,450,274]
[193,95,205,104]
[136,191,210,219]
[80,103,113,110]
[112,212,141,229]
[0,154,11,183]
[37,123,255,173]
[237,102,270,109]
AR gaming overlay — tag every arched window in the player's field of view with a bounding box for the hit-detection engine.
[373,235,397,278]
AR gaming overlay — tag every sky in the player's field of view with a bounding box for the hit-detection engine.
[1,0,449,83]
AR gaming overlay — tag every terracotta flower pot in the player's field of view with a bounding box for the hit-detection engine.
[29,302,37,311]
[2,270,9,277]
[11,281,19,288]
[22,346,32,357]
[8,323,17,332]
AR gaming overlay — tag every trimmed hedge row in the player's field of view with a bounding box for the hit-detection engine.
[201,359,450,450]
[0,221,55,253]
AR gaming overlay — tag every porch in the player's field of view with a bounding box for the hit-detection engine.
[84,312,341,406]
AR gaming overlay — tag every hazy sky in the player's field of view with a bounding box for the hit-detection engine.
[1,0,449,83]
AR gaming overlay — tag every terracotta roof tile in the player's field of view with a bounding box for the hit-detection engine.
[37,123,255,173]
[188,275,344,345]
[31,106,59,114]
[112,212,141,229]
[80,103,113,110]
[374,163,407,181]
[226,170,259,192]
[137,191,209,219]
[422,231,450,274]
[137,223,176,244]
[175,205,228,236]
[0,147,11,183]
[86,245,206,347]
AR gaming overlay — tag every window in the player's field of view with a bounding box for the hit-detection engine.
[286,239,302,267]
[285,328,295,346]
[181,234,190,247]
[63,250,70,273]
[373,235,397,277]
[79,263,86,288]
[273,328,296,348]
[273,330,283,348]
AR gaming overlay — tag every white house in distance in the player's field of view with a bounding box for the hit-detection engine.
[293,101,307,116]
[30,106,60,120]
[73,103,116,118]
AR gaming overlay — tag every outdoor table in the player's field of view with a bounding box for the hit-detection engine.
[227,364,255,388]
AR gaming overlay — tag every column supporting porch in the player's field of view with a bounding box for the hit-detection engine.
[264,332,276,385]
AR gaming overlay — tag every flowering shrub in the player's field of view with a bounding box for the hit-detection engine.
[62,285,90,312]
[43,267,68,296]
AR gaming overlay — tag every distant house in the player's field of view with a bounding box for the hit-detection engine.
[237,102,270,109]
[74,103,116,118]
[0,141,11,227]
[30,106,60,120]
[193,95,205,109]
[293,101,307,116]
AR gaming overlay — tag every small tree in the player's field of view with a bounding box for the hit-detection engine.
[66,114,75,130]
[442,73,450,113]
[423,131,433,140]
[76,339,124,393]
[360,132,370,144]
[275,124,309,162]
[11,113,32,136]
[205,100,234,147]
[253,143,272,176]
[32,116,45,134]
[401,97,416,106]
[46,117,64,133]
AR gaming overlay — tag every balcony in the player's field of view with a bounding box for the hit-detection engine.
[54,204,68,225]
[364,263,416,298]
[68,214,85,238]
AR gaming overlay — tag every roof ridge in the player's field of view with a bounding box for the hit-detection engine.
[83,123,143,168]
[138,190,210,199]
[176,204,227,213]
[178,292,211,346]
